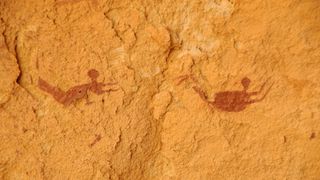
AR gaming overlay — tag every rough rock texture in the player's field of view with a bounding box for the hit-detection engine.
[0,0,320,179]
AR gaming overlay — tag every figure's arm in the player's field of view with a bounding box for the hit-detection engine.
[247,82,274,103]
[248,78,272,97]
[90,82,117,95]
[256,78,271,94]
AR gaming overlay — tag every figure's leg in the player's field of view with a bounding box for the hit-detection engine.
[85,94,93,105]
[38,78,65,99]
[176,74,211,103]
[38,78,54,93]
[176,75,213,105]
[175,74,198,85]
[175,75,190,85]
[193,86,209,102]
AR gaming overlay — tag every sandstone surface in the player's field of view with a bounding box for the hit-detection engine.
[0,0,320,179]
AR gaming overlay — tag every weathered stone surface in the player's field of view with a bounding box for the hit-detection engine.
[0,0,319,179]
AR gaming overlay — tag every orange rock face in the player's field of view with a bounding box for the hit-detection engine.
[0,0,320,179]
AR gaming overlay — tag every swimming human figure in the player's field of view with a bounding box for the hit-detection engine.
[38,69,116,106]
[177,75,273,112]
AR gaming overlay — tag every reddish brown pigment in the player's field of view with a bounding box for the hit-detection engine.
[89,134,102,147]
[38,69,117,106]
[176,74,198,86]
[179,76,273,112]
[310,132,316,140]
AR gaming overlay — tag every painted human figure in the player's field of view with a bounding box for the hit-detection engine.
[177,76,273,112]
[38,69,116,106]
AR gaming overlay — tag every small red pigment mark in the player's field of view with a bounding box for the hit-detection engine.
[175,74,198,86]
[22,128,28,133]
[38,69,117,106]
[283,136,287,143]
[310,132,315,140]
[89,134,101,147]
[177,75,273,112]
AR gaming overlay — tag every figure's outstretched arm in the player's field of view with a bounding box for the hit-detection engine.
[90,82,117,95]
[247,77,272,96]
[247,81,274,103]
[257,77,271,94]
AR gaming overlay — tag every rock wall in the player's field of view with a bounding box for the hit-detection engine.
[0,0,319,179]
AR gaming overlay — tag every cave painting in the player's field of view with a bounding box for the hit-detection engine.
[38,69,117,106]
[177,75,273,112]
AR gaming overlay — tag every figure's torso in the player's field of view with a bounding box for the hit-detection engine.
[61,84,90,105]
[211,91,249,112]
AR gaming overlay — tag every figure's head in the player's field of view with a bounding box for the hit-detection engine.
[88,69,99,80]
[241,77,251,90]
